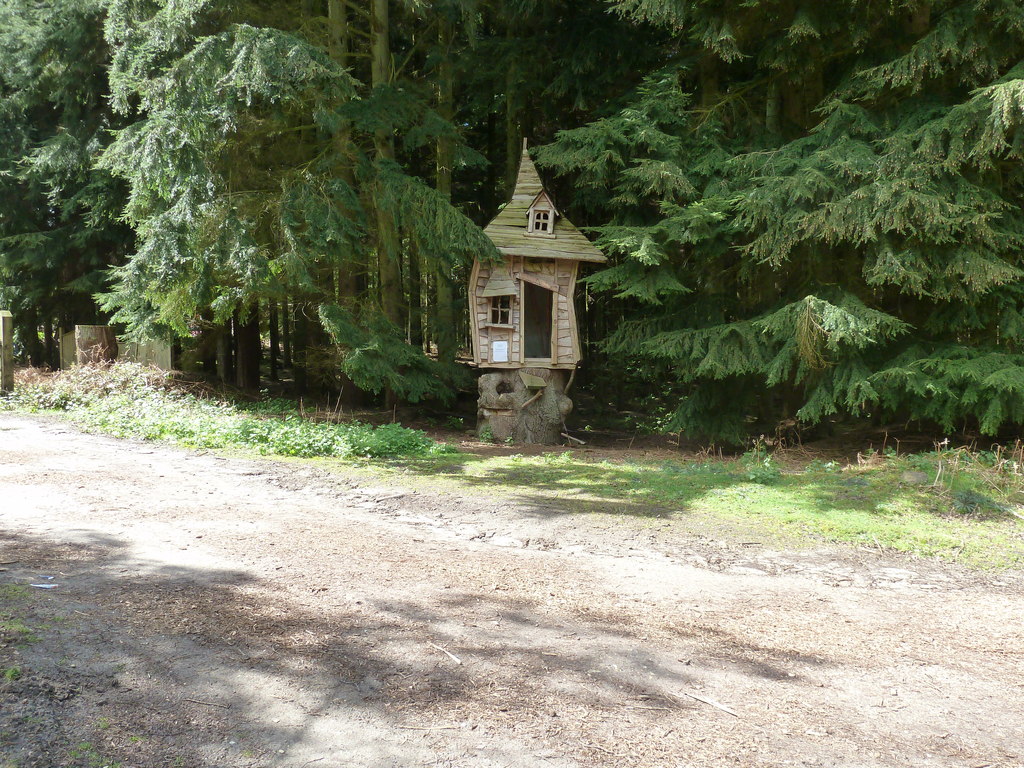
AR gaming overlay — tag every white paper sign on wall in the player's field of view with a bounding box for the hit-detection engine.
[491,340,509,363]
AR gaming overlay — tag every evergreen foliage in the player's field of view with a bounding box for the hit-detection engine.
[4,0,1024,440]
[0,0,133,363]
[540,0,1024,441]
[96,0,497,400]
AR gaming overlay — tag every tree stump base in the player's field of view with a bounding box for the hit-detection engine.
[477,368,572,444]
[74,325,118,365]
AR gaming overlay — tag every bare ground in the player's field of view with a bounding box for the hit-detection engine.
[1,413,1022,768]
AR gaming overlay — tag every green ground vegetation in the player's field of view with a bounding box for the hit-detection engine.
[3,364,455,460]
[378,447,1024,570]
[67,741,121,768]
[4,364,1022,569]
[0,585,38,647]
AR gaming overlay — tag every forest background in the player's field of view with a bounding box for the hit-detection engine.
[2,0,1024,445]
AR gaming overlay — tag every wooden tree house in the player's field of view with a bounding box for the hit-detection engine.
[469,142,606,443]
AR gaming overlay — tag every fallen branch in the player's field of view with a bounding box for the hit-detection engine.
[561,432,586,445]
[184,698,230,709]
[429,642,462,665]
[519,390,544,410]
[397,724,459,731]
[682,691,738,717]
[586,743,628,758]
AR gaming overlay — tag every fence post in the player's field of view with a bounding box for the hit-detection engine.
[0,310,13,394]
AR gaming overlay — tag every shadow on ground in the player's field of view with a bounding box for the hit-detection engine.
[1,526,829,767]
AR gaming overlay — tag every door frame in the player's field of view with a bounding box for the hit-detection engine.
[521,279,556,364]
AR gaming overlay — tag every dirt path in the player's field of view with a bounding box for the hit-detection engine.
[1,414,1022,768]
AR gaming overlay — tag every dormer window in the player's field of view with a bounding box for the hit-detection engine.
[530,208,551,234]
[526,191,558,238]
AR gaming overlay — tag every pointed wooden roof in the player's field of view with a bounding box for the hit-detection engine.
[483,143,607,264]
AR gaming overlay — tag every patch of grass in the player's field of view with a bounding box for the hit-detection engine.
[67,742,121,768]
[0,616,39,645]
[0,585,29,600]
[374,447,1024,569]
[0,589,39,646]
[1,666,21,681]
[5,364,457,460]
[236,393,299,416]
[740,444,782,485]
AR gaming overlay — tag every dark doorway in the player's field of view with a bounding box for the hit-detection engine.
[523,281,553,359]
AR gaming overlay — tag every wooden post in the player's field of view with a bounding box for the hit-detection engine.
[0,311,13,393]
[74,325,119,365]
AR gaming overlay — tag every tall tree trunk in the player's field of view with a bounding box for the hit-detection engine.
[269,303,280,381]
[216,319,234,384]
[234,303,261,391]
[293,303,311,395]
[504,30,520,195]
[485,111,499,212]
[21,310,44,367]
[434,15,458,369]
[43,317,54,369]
[193,310,217,376]
[699,53,720,109]
[407,246,423,347]
[329,0,363,408]
[765,80,781,140]
[328,0,347,56]
[372,0,404,406]
[372,0,403,331]
[281,299,292,370]
[782,66,823,133]
[905,4,930,35]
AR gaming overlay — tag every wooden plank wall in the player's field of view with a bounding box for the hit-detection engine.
[471,255,581,369]
[555,263,577,363]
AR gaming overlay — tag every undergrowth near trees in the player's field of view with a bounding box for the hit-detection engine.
[378,444,1024,569]
[2,364,455,460]
[3,364,1021,568]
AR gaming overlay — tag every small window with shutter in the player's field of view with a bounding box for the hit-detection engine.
[490,295,511,325]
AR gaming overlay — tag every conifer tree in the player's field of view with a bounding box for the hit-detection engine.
[98,0,495,398]
[540,0,1024,441]
[0,0,132,365]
